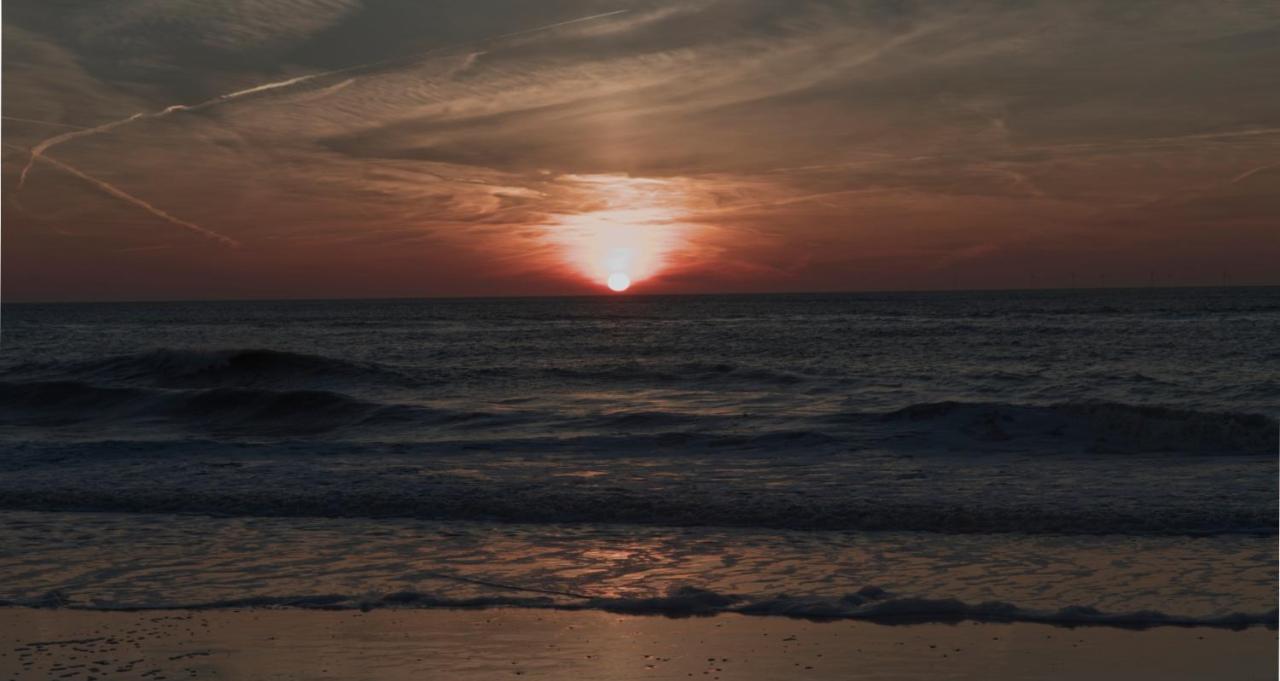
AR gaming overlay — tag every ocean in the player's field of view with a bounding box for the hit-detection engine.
[0,288,1276,626]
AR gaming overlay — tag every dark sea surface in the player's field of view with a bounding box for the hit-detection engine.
[0,288,1276,625]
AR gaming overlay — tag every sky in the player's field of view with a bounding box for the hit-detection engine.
[3,0,1279,301]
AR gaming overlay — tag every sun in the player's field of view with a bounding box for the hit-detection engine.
[607,272,631,292]
[541,175,696,294]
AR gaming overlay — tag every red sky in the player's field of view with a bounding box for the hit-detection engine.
[4,0,1279,301]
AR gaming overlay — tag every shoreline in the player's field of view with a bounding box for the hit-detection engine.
[2,602,1275,631]
[2,607,1275,680]
[2,510,1273,633]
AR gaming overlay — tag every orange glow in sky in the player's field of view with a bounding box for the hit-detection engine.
[4,2,1278,302]
[546,175,694,292]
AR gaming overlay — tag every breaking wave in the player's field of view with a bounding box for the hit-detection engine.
[6,585,1273,630]
[1,358,1273,455]
[0,380,480,436]
[1,348,1275,453]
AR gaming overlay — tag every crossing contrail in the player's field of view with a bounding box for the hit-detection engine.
[16,9,630,193]
[30,151,242,248]
[17,113,145,190]
[13,8,630,242]
[6,142,240,247]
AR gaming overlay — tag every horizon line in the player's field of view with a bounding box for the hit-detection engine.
[3,283,1277,306]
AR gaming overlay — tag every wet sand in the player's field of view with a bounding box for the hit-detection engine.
[0,608,1273,680]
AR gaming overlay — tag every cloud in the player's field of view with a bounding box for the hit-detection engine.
[3,0,1279,299]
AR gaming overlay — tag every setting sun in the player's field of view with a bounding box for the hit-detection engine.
[2,3,1275,678]
[607,272,631,292]
[543,175,695,293]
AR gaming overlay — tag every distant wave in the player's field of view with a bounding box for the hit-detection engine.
[0,380,491,436]
[1,348,414,390]
[0,346,1273,449]
[5,585,1272,630]
[0,368,1274,453]
[3,348,816,389]
[547,361,806,386]
[1,470,1271,535]
[867,400,1278,454]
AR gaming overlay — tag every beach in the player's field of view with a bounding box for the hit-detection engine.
[5,0,1279,674]
[3,608,1274,681]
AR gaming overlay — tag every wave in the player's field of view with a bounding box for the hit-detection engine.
[5,585,1272,630]
[546,361,806,386]
[1,348,413,390]
[868,401,1277,454]
[1,472,1271,535]
[0,373,1273,453]
[2,349,812,390]
[0,381,473,436]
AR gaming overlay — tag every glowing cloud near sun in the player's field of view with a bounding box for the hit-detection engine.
[546,175,694,291]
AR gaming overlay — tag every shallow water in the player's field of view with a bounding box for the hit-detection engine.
[1,512,1273,625]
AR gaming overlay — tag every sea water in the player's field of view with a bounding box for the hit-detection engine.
[0,288,1276,625]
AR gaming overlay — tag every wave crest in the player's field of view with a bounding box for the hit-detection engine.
[3,348,410,390]
[9,585,1273,630]
[876,401,1277,454]
[0,381,429,436]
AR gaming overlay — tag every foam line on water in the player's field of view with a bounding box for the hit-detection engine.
[5,586,1273,630]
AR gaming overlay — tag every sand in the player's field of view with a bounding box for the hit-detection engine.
[0,607,1273,680]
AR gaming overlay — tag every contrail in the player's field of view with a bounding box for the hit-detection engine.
[16,8,631,196]
[2,116,92,130]
[17,147,241,248]
[17,113,145,190]
[1230,162,1280,184]
[289,77,357,103]
[490,9,629,41]
[1,143,77,237]
[9,8,628,248]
